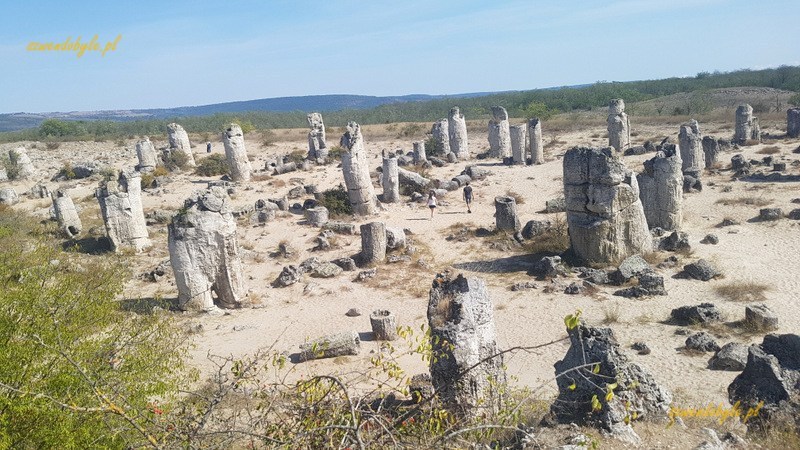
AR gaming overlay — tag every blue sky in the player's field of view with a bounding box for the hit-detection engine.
[1,0,798,113]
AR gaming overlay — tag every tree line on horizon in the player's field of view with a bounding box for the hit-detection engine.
[2,65,799,143]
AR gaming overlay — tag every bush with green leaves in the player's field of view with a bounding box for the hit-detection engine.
[195,153,230,176]
[318,184,353,217]
[0,151,21,180]
[163,149,191,172]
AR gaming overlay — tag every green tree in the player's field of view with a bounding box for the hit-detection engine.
[789,92,800,107]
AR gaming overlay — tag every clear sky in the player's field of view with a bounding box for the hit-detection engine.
[1,0,798,114]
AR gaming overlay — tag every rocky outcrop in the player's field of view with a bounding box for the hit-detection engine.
[222,123,252,182]
[340,122,377,216]
[96,169,151,253]
[637,145,683,230]
[9,147,35,180]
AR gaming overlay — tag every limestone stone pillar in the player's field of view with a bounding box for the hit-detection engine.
[494,195,521,232]
[734,104,753,144]
[607,99,631,152]
[679,120,703,173]
[488,106,511,158]
[448,107,469,159]
[222,123,252,182]
[528,118,544,164]
[135,137,158,172]
[166,123,196,166]
[636,146,683,231]
[431,119,450,155]
[370,310,398,341]
[382,157,400,203]
[701,136,719,169]
[340,122,378,216]
[413,140,427,165]
[52,189,82,238]
[307,112,328,160]
[359,221,386,265]
[96,169,151,253]
[787,108,800,138]
[510,124,526,165]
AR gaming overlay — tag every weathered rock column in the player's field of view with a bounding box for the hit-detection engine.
[528,118,544,164]
[679,120,703,173]
[701,136,720,169]
[510,124,527,165]
[448,107,469,159]
[52,189,82,238]
[488,106,511,158]
[305,206,329,227]
[431,119,450,155]
[750,117,761,142]
[96,169,151,253]
[413,140,427,165]
[607,99,631,152]
[788,108,800,138]
[340,122,378,216]
[360,221,386,265]
[494,195,521,232]
[381,156,400,203]
[564,147,651,265]
[166,123,196,166]
[370,310,398,341]
[734,104,754,143]
[0,188,18,205]
[9,147,35,179]
[222,123,252,182]
[135,137,158,172]
[636,145,683,231]
[168,186,245,312]
[428,273,505,416]
[307,112,328,160]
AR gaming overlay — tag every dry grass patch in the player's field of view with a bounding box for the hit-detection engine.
[715,196,772,207]
[505,190,525,205]
[715,281,770,302]
[756,146,781,155]
[601,303,621,324]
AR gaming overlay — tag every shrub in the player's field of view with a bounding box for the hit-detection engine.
[396,123,425,138]
[327,145,345,161]
[287,149,306,164]
[261,129,278,147]
[195,154,230,177]
[424,136,445,157]
[56,161,77,180]
[318,185,353,217]
[45,141,61,150]
[0,151,21,180]
[163,150,191,172]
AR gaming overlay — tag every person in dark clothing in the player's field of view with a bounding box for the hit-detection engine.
[206,142,212,153]
[463,182,473,213]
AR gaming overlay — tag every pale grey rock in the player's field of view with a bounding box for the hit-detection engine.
[709,342,749,371]
[305,206,329,227]
[222,123,252,182]
[430,118,450,155]
[299,331,360,361]
[0,187,19,205]
[510,124,526,165]
[488,106,511,158]
[607,99,631,152]
[397,166,431,192]
[385,226,406,250]
[360,221,386,265]
[381,157,400,203]
[745,303,779,331]
[679,120,703,173]
[370,309,398,341]
[340,122,378,215]
[788,108,800,138]
[528,118,544,164]
[167,123,195,166]
[448,107,469,159]
[637,145,683,230]
[96,169,151,253]
[307,112,328,160]
[701,136,719,169]
[412,140,427,164]
[52,189,82,238]
[135,137,158,172]
[734,104,754,144]
[494,195,520,232]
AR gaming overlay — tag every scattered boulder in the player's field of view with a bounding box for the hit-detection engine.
[299,331,360,361]
[745,304,779,331]
[610,255,651,285]
[708,343,749,371]
[658,230,690,252]
[273,265,302,287]
[311,262,343,278]
[510,281,538,291]
[331,257,357,272]
[463,165,490,180]
[544,197,566,213]
[671,303,722,325]
[575,267,610,285]
[0,188,19,206]
[345,308,361,317]
[700,234,719,245]
[531,256,563,278]
[758,208,783,221]
[685,332,721,352]
[355,268,377,282]
[521,219,552,239]
[682,259,719,281]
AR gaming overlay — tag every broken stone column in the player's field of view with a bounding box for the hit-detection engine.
[488,106,511,158]
[701,136,720,169]
[636,145,683,231]
[9,147,35,180]
[413,141,427,165]
[370,310,398,341]
[168,186,245,312]
[678,120,703,173]
[52,189,82,238]
[448,107,469,159]
[360,221,386,265]
[135,137,158,172]
[222,123,252,182]
[607,99,631,152]
[494,195,521,232]
[428,272,505,416]
[734,104,754,144]
[166,123,196,166]
[305,206,329,227]
[528,118,544,164]
[788,108,800,138]
[299,332,360,361]
[307,112,328,160]
[750,116,761,142]
[510,124,526,165]
[430,119,450,156]
[340,122,378,216]
[564,147,651,265]
[381,156,400,203]
[30,184,49,199]
[96,169,151,253]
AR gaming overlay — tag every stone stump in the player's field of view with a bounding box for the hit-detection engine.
[96,169,151,253]
[564,147,651,265]
[428,272,505,416]
[734,104,754,144]
[413,140,427,164]
[607,99,631,152]
[307,112,328,160]
[135,137,158,172]
[448,107,469,159]
[167,123,196,166]
[52,189,82,238]
[340,122,378,216]
[370,310,398,341]
[679,120,703,173]
[528,118,544,164]
[701,136,720,169]
[431,119,450,155]
[299,332,360,361]
[637,145,683,230]
[510,124,526,165]
[360,222,386,265]
[494,195,521,232]
[382,157,400,203]
[168,186,245,312]
[305,206,329,227]
[787,108,800,138]
[222,123,252,182]
[488,106,511,158]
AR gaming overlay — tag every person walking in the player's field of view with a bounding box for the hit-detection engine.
[206,142,212,153]
[463,181,473,213]
[427,190,437,219]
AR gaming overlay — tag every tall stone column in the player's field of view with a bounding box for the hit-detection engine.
[381,157,400,203]
[307,112,328,160]
[222,123,252,182]
[168,187,245,313]
[135,137,158,172]
[607,99,631,152]
[510,124,526,165]
[431,119,450,156]
[528,118,544,164]
[96,169,151,253]
[734,104,754,144]
[678,120,703,173]
[494,195,521,232]
[360,222,386,265]
[413,140,427,165]
[340,122,378,216]
[448,107,469,159]
[787,108,800,138]
[52,189,82,238]
[166,123,196,166]
[488,106,511,158]
[428,272,505,417]
[701,136,719,169]
[636,146,683,231]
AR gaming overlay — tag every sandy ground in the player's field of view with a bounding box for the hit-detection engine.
[2,110,798,447]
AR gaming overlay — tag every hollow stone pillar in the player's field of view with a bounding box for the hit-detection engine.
[307,112,328,161]
[607,99,631,152]
[166,123,196,166]
[678,120,703,173]
[488,106,511,158]
[448,107,469,159]
[360,221,386,265]
[528,118,544,164]
[96,169,151,253]
[787,108,800,138]
[510,124,527,165]
[52,189,82,238]
[370,310,398,341]
[382,157,400,203]
[168,186,245,313]
[431,119,450,156]
[563,147,651,265]
[135,137,158,172]
[305,206,329,227]
[494,195,521,232]
[428,272,505,417]
[636,145,683,231]
[340,122,378,216]
[222,123,252,182]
